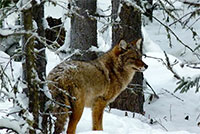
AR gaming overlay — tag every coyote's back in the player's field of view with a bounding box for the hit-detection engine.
[47,39,148,134]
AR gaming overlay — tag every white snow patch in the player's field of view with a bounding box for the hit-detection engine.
[0,119,23,134]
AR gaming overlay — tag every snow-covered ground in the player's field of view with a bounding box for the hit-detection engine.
[143,52,200,134]
[1,0,200,134]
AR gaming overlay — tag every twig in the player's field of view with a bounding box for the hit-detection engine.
[169,11,192,26]
[185,64,200,70]
[170,104,172,121]
[196,113,200,121]
[163,51,181,80]
[153,118,168,131]
[182,1,200,7]
[144,53,182,80]
[145,80,159,99]
[162,88,184,102]
[152,16,195,54]
[143,54,164,61]
[188,16,200,30]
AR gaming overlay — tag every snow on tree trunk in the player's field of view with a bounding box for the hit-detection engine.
[22,0,47,133]
[31,1,48,133]
[22,7,40,134]
[110,0,145,114]
[70,0,98,61]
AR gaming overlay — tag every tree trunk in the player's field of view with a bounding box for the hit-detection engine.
[22,1,47,133]
[70,0,97,61]
[22,6,40,134]
[31,1,48,133]
[110,0,145,114]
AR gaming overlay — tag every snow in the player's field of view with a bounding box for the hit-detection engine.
[0,118,23,134]
[96,0,112,52]
[2,12,18,29]
[1,0,200,134]
[46,48,61,75]
[144,9,200,63]
[143,52,200,133]
[44,0,68,19]
[123,0,143,12]
[142,27,162,53]
[76,108,196,134]
[0,29,14,36]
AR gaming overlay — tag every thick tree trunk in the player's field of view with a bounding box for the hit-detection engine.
[110,0,145,114]
[70,0,97,61]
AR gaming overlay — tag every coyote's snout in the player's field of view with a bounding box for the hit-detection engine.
[47,39,148,134]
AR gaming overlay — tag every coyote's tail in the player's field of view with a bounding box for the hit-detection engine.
[48,80,71,134]
[52,91,71,134]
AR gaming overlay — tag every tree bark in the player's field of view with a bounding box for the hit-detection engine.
[22,6,40,134]
[70,0,97,61]
[110,0,145,114]
[31,1,48,133]
[22,1,47,133]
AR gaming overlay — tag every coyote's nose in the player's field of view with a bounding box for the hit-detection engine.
[144,64,148,69]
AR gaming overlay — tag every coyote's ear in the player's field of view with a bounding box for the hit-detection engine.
[119,40,128,50]
[135,38,142,49]
[113,40,128,56]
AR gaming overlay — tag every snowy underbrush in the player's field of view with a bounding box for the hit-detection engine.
[1,0,200,133]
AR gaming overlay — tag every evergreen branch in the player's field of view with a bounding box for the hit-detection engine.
[175,76,200,93]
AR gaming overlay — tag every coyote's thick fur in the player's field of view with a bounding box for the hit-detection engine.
[47,39,148,134]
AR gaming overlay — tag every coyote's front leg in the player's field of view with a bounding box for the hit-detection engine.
[92,97,107,130]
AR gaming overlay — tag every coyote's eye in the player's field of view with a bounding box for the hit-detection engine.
[131,57,137,60]
[135,50,142,58]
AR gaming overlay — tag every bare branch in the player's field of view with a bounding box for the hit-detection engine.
[163,51,181,80]
[152,16,195,53]
[162,88,184,102]
[152,118,168,131]
[144,53,182,80]
[182,1,200,7]
[145,80,159,99]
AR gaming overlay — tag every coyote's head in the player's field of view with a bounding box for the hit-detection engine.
[113,39,148,72]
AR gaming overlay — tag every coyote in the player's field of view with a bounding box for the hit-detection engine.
[47,39,148,134]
